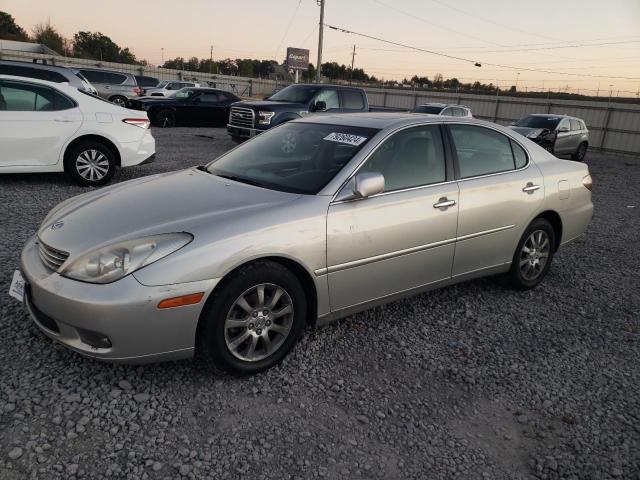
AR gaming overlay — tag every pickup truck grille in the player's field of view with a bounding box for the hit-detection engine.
[38,240,69,272]
[229,107,255,128]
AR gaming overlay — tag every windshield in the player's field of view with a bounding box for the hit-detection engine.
[206,122,379,194]
[515,116,561,129]
[414,105,444,114]
[169,88,196,99]
[155,80,169,89]
[267,85,320,103]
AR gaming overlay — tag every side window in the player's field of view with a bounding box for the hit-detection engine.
[580,120,587,130]
[570,119,581,131]
[53,91,76,110]
[168,82,180,90]
[449,125,518,178]
[314,89,339,109]
[217,92,230,102]
[358,125,446,192]
[80,70,105,84]
[510,140,528,169]
[0,81,56,111]
[105,73,127,84]
[558,119,570,131]
[342,90,364,109]
[440,107,453,116]
[198,93,219,103]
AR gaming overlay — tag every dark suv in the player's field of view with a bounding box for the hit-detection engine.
[227,83,369,141]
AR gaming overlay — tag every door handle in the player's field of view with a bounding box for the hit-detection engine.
[522,183,542,193]
[54,117,74,123]
[433,198,456,209]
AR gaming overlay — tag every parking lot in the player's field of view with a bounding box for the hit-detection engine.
[0,127,638,479]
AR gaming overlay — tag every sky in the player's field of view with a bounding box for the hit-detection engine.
[2,0,640,95]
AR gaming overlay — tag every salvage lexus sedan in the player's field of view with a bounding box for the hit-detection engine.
[14,113,593,375]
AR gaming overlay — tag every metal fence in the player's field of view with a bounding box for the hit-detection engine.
[2,48,639,156]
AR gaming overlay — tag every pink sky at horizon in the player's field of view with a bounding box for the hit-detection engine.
[2,0,640,95]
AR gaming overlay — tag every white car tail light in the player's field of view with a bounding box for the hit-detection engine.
[123,118,150,129]
[582,174,593,191]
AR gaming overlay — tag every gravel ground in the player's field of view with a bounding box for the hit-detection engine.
[0,127,638,480]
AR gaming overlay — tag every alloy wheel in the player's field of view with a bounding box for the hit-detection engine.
[519,229,550,281]
[111,97,127,107]
[75,149,110,182]
[224,283,294,362]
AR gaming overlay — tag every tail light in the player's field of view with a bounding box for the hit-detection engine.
[122,118,150,129]
[582,174,593,191]
[133,87,141,96]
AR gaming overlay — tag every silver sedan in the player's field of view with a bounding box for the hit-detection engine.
[17,114,593,375]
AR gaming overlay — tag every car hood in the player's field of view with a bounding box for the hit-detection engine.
[509,126,546,137]
[232,100,307,110]
[38,168,300,259]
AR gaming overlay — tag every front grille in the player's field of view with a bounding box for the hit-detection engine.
[229,107,255,128]
[38,240,69,272]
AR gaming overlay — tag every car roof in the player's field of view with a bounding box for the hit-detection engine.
[283,83,363,90]
[294,111,487,130]
[527,113,582,120]
[418,103,469,109]
[73,66,135,77]
[0,74,72,87]
[0,60,74,74]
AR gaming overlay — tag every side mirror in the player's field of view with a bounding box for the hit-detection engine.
[311,100,326,112]
[335,172,385,201]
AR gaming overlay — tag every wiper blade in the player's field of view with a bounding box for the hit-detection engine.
[214,173,266,189]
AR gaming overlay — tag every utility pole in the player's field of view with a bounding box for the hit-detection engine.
[161,48,164,64]
[596,81,600,97]
[316,0,325,84]
[349,44,356,84]
[209,45,213,74]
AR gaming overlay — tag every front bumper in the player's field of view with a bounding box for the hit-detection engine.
[227,124,265,139]
[20,235,219,363]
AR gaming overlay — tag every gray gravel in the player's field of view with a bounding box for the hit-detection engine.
[1,127,638,479]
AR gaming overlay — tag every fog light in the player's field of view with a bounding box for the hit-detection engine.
[77,327,112,349]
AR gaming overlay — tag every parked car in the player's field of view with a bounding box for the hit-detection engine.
[14,113,593,375]
[0,75,155,186]
[128,87,240,127]
[144,80,200,97]
[134,75,160,89]
[509,114,589,161]
[227,83,369,141]
[0,60,97,94]
[72,67,141,107]
[413,103,472,117]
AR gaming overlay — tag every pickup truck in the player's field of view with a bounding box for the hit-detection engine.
[227,83,369,141]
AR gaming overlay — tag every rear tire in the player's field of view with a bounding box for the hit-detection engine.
[109,95,128,107]
[196,261,307,376]
[502,218,556,290]
[64,140,116,187]
[572,142,588,161]
[153,109,176,128]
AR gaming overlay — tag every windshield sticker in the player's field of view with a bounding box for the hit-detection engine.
[323,132,368,146]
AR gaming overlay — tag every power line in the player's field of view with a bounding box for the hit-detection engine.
[325,24,640,81]
[273,0,302,59]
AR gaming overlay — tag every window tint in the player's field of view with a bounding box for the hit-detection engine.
[580,120,587,130]
[510,140,528,169]
[217,92,230,102]
[414,105,444,114]
[198,93,219,103]
[0,65,68,83]
[53,91,76,110]
[453,107,468,117]
[79,70,105,83]
[342,90,364,109]
[0,81,57,111]
[449,125,518,178]
[105,72,127,84]
[558,119,570,131]
[570,119,581,131]
[314,89,339,109]
[440,107,454,116]
[359,125,446,192]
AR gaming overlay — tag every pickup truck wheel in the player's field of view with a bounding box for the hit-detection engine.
[196,261,306,376]
[572,142,588,161]
[64,140,116,187]
[154,110,176,128]
[109,95,128,107]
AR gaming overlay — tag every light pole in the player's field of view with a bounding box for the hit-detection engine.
[316,0,325,84]
[609,84,613,103]
[515,72,520,92]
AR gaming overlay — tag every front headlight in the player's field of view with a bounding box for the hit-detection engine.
[258,111,275,125]
[61,233,193,284]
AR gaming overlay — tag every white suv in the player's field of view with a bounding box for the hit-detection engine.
[144,80,200,97]
[413,103,472,117]
[0,75,155,186]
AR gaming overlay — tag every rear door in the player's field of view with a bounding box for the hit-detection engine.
[0,79,82,167]
[447,124,543,277]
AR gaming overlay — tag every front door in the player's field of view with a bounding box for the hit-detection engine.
[446,124,544,277]
[554,118,574,154]
[326,125,459,311]
[0,79,82,167]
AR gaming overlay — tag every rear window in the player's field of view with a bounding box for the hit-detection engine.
[342,90,364,109]
[0,65,68,83]
[570,119,581,131]
[414,105,445,114]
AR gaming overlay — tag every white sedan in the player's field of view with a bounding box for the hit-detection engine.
[0,75,156,186]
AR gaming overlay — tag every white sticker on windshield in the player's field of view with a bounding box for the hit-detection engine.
[323,132,367,146]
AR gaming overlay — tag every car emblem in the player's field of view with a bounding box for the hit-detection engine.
[51,220,64,230]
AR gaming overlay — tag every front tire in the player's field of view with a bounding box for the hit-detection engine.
[502,218,556,290]
[572,142,588,161]
[64,140,116,186]
[197,261,307,376]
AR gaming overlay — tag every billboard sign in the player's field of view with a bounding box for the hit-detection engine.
[286,47,310,71]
